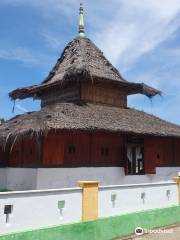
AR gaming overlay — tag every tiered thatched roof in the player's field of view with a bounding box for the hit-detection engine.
[9,37,161,100]
[2,31,180,148]
[1,102,180,146]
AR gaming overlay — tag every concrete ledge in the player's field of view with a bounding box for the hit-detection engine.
[0,187,82,196]
[99,181,176,190]
[1,205,180,240]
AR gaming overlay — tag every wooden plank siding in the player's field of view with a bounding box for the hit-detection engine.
[64,132,91,167]
[42,131,124,167]
[40,81,127,108]
[6,132,180,169]
[174,139,180,166]
[43,132,65,166]
[23,138,39,167]
[8,138,39,167]
[9,141,23,167]
[91,132,123,166]
[41,84,80,108]
[0,146,6,167]
[144,138,157,174]
[144,137,180,168]
[81,82,127,108]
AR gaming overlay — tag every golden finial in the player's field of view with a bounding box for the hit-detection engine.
[79,0,85,37]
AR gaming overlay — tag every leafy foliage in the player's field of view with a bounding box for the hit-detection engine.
[0,118,6,124]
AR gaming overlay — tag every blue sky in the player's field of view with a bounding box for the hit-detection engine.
[0,0,180,124]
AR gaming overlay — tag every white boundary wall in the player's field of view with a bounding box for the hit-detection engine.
[0,188,82,234]
[0,181,179,234]
[99,182,178,218]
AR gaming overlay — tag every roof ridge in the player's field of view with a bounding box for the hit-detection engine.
[77,37,94,82]
[84,37,124,80]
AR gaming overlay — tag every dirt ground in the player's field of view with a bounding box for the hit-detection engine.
[116,225,180,240]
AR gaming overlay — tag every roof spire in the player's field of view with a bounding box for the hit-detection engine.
[79,0,85,38]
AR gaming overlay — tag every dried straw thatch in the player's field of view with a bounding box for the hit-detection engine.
[9,37,161,100]
[0,102,180,146]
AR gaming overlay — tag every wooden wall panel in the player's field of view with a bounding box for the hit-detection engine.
[9,141,23,167]
[8,138,40,167]
[43,131,124,167]
[174,139,180,165]
[91,132,123,166]
[0,147,5,167]
[81,82,127,108]
[152,138,164,166]
[64,132,91,166]
[7,132,180,169]
[144,138,157,174]
[162,138,174,166]
[43,132,65,166]
[153,138,174,166]
[144,137,177,168]
[22,138,39,167]
[41,84,80,107]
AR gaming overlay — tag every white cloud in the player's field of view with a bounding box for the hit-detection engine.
[93,0,180,71]
[0,47,38,64]
[127,43,180,91]
[0,47,54,67]
[15,104,28,113]
[2,0,179,72]
[129,93,180,125]
[0,0,77,17]
[163,47,180,58]
[41,32,62,50]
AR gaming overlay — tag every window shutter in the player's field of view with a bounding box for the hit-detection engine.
[123,145,128,175]
[174,139,180,165]
[144,138,156,174]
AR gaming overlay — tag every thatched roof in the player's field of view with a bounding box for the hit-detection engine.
[9,37,161,100]
[1,102,180,146]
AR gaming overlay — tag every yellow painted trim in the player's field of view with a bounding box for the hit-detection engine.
[78,181,99,221]
[173,176,180,205]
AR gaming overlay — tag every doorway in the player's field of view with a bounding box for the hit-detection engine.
[127,144,144,175]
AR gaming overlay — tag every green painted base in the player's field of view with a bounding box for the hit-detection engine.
[1,205,180,240]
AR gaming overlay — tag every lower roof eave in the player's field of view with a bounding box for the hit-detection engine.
[0,102,180,147]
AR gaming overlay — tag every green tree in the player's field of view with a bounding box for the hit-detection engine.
[0,118,6,124]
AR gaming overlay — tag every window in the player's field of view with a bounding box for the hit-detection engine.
[29,149,33,155]
[101,147,109,157]
[68,144,76,154]
[127,144,144,175]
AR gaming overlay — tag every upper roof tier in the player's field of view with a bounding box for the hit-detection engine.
[44,37,125,84]
[9,37,161,100]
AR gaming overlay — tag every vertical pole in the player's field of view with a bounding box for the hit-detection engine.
[173,176,180,205]
[78,181,99,221]
[79,0,85,37]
